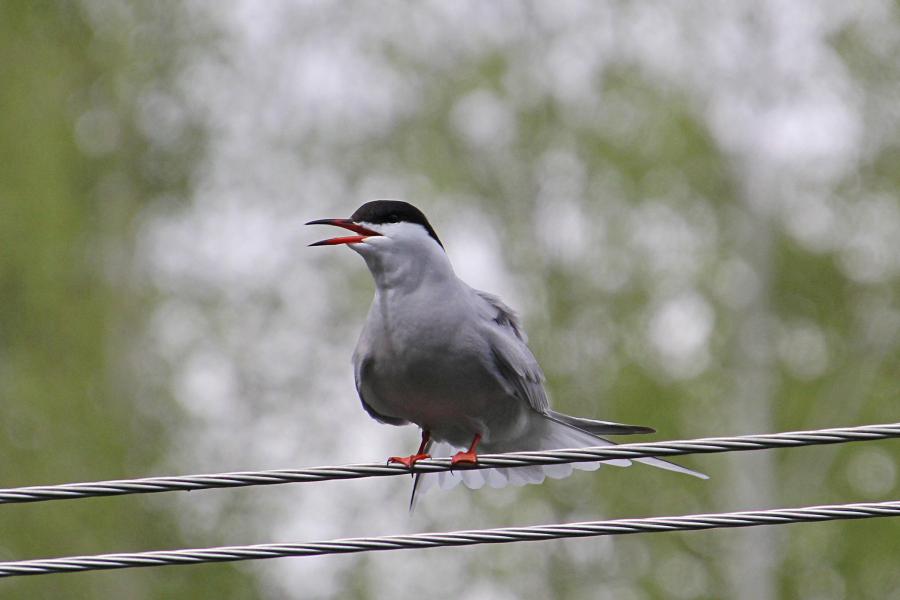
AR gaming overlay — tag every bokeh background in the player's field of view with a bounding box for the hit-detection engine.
[2,1,899,598]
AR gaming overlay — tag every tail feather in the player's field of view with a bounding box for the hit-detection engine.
[548,410,655,435]
[550,410,707,480]
[409,415,707,508]
[635,455,709,479]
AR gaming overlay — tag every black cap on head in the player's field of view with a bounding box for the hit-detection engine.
[350,200,443,248]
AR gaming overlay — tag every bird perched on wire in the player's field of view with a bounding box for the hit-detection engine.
[307,200,706,504]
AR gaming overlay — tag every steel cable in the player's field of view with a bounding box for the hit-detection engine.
[1,422,898,505]
[1,500,898,577]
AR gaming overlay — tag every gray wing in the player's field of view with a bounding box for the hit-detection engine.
[353,353,408,426]
[471,288,550,415]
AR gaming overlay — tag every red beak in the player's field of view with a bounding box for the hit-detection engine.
[306,218,382,246]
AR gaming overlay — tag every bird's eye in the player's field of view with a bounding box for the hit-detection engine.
[387,214,399,223]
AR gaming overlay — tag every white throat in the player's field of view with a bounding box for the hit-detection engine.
[351,221,455,292]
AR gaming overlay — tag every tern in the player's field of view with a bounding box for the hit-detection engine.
[308,200,706,502]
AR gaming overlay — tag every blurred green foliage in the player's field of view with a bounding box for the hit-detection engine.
[0,2,255,597]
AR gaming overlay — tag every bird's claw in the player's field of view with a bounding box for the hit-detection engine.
[388,453,431,468]
[450,451,478,465]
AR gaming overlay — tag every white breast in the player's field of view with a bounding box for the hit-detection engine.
[354,277,531,447]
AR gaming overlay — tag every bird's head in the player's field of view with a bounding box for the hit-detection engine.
[307,200,443,251]
[307,200,449,287]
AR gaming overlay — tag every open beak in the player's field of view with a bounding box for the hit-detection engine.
[305,218,382,246]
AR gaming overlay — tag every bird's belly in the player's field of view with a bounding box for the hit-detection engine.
[364,351,528,447]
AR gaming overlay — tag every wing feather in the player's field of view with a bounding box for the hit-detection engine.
[471,288,550,415]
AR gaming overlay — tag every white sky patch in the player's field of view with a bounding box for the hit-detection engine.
[534,149,590,261]
[647,292,714,379]
[445,208,521,307]
[535,197,590,261]
[174,344,241,421]
[754,94,861,181]
[544,25,612,106]
[451,89,517,149]
[630,200,710,286]
[139,198,302,293]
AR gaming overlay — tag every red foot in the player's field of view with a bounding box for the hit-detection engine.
[451,433,482,465]
[388,453,431,468]
[450,451,478,465]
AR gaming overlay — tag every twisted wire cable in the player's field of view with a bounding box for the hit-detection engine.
[1,422,898,506]
[1,499,898,577]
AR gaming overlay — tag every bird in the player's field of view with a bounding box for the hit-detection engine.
[307,200,706,503]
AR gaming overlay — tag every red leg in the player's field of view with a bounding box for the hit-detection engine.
[451,433,482,465]
[388,430,431,468]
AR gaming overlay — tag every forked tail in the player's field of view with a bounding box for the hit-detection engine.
[409,415,706,509]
